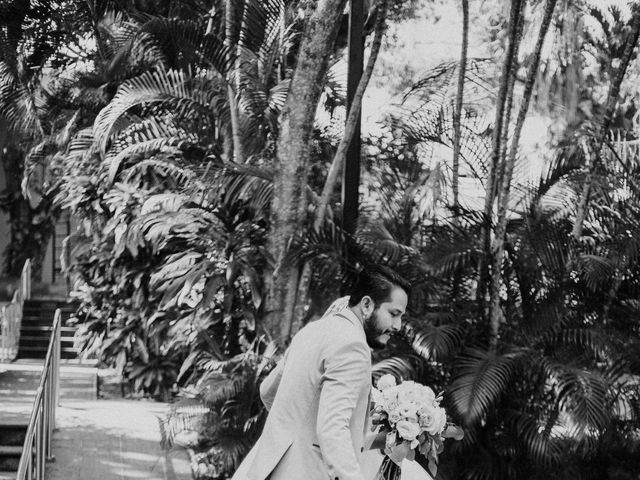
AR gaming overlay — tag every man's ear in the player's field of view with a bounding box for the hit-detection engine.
[362,295,373,312]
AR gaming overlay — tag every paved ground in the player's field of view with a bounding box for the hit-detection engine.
[0,361,192,480]
[0,361,97,409]
[0,360,98,426]
[46,400,192,480]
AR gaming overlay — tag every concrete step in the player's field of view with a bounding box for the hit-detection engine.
[21,308,76,316]
[0,423,27,447]
[0,363,98,401]
[0,446,21,472]
[15,346,80,360]
[18,326,76,335]
[22,312,75,326]
[17,301,80,360]
[18,336,77,346]
[22,303,76,311]
[21,309,76,317]
[0,447,21,456]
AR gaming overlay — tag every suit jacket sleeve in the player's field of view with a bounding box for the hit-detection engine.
[259,352,286,411]
[316,339,370,480]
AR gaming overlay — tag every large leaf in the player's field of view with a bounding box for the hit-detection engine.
[448,348,519,425]
[503,410,565,467]
[410,322,466,362]
[372,355,423,383]
[93,68,223,156]
[552,366,610,433]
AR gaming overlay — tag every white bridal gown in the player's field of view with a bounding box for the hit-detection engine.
[361,449,434,480]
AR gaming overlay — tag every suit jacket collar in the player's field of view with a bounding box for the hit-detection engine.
[335,308,368,347]
[336,307,362,328]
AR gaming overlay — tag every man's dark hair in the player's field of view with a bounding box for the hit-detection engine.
[347,265,411,307]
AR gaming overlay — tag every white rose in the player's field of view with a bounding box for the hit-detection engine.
[433,407,447,434]
[420,406,447,435]
[377,374,397,391]
[385,430,397,449]
[396,419,422,441]
[421,386,436,403]
[397,382,418,402]
[371,387,383,406]
[383,389,399,406]
[398,401,418,422]
[388,410,401,425]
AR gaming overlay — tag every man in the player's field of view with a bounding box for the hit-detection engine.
[231,266,410,480]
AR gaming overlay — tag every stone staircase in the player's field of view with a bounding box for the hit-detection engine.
[0,362,98,480]
[0,297,95,480]
[0,421,23,479]
[17,299,80,360]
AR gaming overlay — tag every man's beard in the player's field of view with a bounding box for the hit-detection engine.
[364,310,389,350]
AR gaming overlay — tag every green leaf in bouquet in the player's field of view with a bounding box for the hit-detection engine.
[441,424,465,440]
[418,439,429,457]
[406,447,416,462]
[434,435,444,454]
[426,446,438,477]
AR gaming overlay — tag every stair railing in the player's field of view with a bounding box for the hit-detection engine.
[16,308,61,480]
[0,258,32,362]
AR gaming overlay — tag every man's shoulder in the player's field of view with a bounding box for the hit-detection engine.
[300,312,368,349]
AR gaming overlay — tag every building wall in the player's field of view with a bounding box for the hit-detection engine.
[42,233,53,284]
[0,149,10,272]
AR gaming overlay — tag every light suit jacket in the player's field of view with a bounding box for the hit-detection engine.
[231,309,372,480]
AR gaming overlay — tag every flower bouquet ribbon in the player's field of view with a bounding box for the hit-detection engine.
[371,374,464,479]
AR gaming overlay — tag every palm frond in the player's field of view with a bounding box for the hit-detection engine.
[121,157,198,187]
[205,160,274,216]
[137,17,231,74]
[546,363,611,434]
[577,253,616,291]
[140,193,193,215]
[0,61,44,138]
[503,410,565,467]
[159,396,209,449]
[448,348,520,425]
[372,355,423,382]
[105,137,198,184]
[537,328,609,358]
[409,322,466,362]
[198,371,246,406]
[93,68,223,156]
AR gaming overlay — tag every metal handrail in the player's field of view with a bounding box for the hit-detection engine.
[0,259,32,362]
[16,309,61,480]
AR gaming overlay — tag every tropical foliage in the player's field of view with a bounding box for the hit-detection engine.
[1,1,640,480]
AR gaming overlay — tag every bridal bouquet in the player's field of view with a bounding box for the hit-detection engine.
[371,374,464,479]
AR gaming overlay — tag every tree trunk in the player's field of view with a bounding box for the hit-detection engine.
[563,4,582,125]
[451,0,469,217]
[265,0,349,344]
[315,0,388,228]
[291,0,389,336]
[497,0,527,207]
[479,0,523,322]
[225,0,245,163]
[572,11,640,239]
[489,0,558,352]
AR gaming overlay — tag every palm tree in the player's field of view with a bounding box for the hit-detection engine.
[452,0,469,217]
[572,4,640,238]
[367,145,640,479]
[354,39,640,475]
[51,1,298,402]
